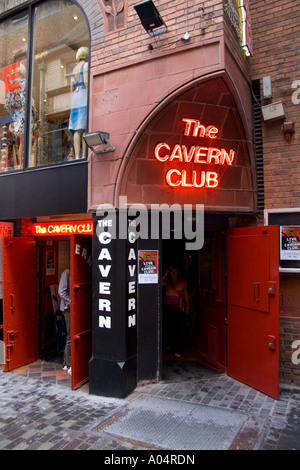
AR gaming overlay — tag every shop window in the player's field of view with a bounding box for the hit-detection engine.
[0,0,90,172]
[0,11,29,170]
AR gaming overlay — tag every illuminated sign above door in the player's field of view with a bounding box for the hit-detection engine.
[33,221,93,236]
[0,221,13,236]
[154,118,237,189]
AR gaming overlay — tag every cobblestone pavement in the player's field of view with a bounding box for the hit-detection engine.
[0,361,299,451]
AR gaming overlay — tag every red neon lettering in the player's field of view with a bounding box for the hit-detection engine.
[166,169,181,187]
[206,172,219,188]
[170,144,183,162]
[182,118,197,136]
[207,147,221,164]
[155,118,235,190]
[182,118,219,139]
[0,226,12,236]
[194,147,208,164]
[32,222,93,236]
[206,125,218,139]
[181,170,193,187]
[155,143,170,162]
[182,145,196,162]
[220,149,235,165]
[4,62,21,93]
[155,143,235,165]
[166,169,219,188]
[193,121,206,137]
[192,171,206,188]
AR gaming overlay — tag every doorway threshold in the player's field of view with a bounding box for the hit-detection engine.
[8,360,77,390]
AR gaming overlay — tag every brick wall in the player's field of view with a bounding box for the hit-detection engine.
[250,0,300,209]
[279,276,300,387]
[250,1,300,388]
[87,0,225,73]
[280,319,300,388]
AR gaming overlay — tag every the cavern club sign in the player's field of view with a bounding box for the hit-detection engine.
[154,118,236,189]
[32,221,93,236]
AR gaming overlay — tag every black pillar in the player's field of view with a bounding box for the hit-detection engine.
[137,238,162,382]
[89,210,137,398]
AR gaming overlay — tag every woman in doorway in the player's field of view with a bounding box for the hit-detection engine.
[162,265,189,357]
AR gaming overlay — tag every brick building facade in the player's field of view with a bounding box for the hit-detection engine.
[87,0,253,211]
[0,0,298,399]
[250,1,300,387]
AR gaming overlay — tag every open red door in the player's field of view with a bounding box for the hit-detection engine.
[70,234,92,390]
[3,237,38,372]
[227,225,279,399]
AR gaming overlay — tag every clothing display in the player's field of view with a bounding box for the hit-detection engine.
[4,78,26,135]
[68,63,87,132]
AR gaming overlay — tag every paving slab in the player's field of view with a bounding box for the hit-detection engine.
[1,361,300,451]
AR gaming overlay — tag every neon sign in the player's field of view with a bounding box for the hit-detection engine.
[154,118,236,189]
[0,222,13,237]
[33,221,93,236]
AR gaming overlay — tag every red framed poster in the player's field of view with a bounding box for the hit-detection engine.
[280,226,300,260]
[138,250,158,284]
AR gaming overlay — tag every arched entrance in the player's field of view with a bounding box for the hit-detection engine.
[113,74,279,399]
[115,73,255,374]
[89,73,279,399]
[116,73,256,211]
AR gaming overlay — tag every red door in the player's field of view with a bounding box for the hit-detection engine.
[3,237,38,372]
[227,226,279,399]
[70,234,92,390]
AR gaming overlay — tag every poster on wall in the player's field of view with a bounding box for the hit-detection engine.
[138,250,158,284]
[280,226,300,260]
[46,251,55,276]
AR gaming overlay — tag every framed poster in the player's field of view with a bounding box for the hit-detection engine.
[46,250,55,276]
[280,226,300,260]
[138,250,158,284]
[265,209,300,272]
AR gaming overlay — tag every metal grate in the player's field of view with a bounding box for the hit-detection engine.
[101,395,248,450]
[252,80,265,211]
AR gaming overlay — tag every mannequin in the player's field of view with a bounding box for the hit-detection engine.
[69,47,89,159]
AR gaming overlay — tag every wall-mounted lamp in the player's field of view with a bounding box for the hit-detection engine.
[134,0,167,37]
[83,131,115,154]
[281,121,295,142]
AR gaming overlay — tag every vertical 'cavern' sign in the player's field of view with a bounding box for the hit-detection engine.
[90,209,138,397]
[96,211,137,331]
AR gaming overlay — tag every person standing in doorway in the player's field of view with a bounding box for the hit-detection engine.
[58,268,71,374]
